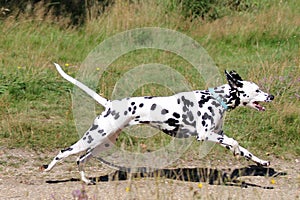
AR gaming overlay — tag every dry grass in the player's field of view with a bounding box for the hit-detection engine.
[192,1,300,39]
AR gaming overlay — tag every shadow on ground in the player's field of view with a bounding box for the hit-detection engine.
[46,165,287,189]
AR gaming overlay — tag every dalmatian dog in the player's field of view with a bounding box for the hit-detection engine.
[42,63,274,184]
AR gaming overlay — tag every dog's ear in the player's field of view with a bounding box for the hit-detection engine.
[229,70,243,81]
[225,70,243,88]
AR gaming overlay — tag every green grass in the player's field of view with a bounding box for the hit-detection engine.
[0,0,299,159]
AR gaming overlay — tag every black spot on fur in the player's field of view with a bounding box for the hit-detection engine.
[229,70,243,81]
[131,102,135,105]
[165,118,179,126]
[140,121,150,124]
[217,137,223,143]
[186,111,194,121]
[182,114,196,127]
[144,96,153,99]
[181,96,194,107]
[219,109,223,116]
[151,104,157,110]
[198,96,212,108]
[214,89,225,94]
[124,111,128,115]
[104,108,111,117]
[43,164,49,169]
[98,129,104,134]
[87,135,94,144]
[182,105,188,112]
[211,101,221,108]
[177,98,180,104]
[79,154,86,160]
[200,91,210,95]
[61,147,73,153]
[114,112,120,120]
[227,89,241,109]
[208,106,215,116]
[173,112,180,118]
[162,126,180,137]
[90,124,98,131]
[161,109,169,114]
[202,113,214,125]
[139,103,144,108]
[197,111,201,116]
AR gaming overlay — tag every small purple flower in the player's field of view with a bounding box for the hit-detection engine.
[72,187,88,200]
[50,194,57,200]
[279,76,285,82]
[72,189,81,198]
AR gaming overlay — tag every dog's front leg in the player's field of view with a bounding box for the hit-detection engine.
[221,134,270,166]
[205,132,270,166]
[235,145,270,166]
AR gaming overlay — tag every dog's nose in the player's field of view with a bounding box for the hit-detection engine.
[268,95,274,100]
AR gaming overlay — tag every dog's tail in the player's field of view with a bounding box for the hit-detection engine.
[54,63,110,107]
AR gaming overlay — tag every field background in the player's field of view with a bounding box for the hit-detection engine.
[0,0,299,199]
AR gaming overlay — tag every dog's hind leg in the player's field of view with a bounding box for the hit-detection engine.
[77,149,94,184]
[42,139,89,172]
[76,130,122,184]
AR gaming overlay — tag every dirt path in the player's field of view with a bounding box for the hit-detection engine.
[0,147,299,200]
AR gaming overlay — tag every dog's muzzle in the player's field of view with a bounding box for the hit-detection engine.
[266,94,274,102]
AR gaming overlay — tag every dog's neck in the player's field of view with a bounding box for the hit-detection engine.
[209,84,240,110]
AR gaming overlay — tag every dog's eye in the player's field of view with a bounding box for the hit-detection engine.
[256,90,260,93]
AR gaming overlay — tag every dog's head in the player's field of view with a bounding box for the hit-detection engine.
[225,70,274,111]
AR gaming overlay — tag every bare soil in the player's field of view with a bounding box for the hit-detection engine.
[0,147,299,200]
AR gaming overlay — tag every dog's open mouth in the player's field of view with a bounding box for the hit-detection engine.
[252,101,265,111]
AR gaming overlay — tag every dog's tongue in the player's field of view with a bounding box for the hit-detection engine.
[254,102,265,111]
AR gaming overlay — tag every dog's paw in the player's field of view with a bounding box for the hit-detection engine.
[87,180,96,185]
[40,165,49,172]
[233,146,241,158]
[81,176,96,185]
[257,160,270,167]
[233,152,240,159]
[82,179,96,185]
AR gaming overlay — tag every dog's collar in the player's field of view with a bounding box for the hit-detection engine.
[208,88,228,110]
